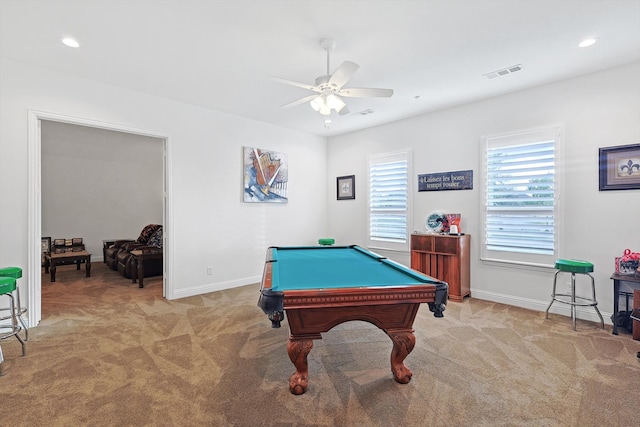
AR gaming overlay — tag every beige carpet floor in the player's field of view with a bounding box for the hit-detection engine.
[0,262,639,426]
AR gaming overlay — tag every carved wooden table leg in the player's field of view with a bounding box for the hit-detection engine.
[387,330,416,384]
[287,338,313,395]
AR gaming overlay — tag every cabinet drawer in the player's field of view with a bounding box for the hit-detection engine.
[411,235,433,251]
[434,237,458,255]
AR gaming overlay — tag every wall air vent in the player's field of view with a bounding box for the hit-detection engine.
[484,64,523,79]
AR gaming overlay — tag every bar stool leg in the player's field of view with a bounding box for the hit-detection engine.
[0,292,26,376]
[14,285,28,341]
[571,273,577,331]
[587,273,605,329]
[545,270,561,318]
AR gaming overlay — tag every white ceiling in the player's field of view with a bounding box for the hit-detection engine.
[1,0,639,136]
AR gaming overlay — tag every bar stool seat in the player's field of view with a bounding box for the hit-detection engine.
[545,259,604,330]
[0,276,26,376]
[0,266,28,341]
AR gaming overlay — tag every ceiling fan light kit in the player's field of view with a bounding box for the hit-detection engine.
[273,38,393,117]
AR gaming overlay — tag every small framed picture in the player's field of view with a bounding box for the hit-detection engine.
[41,237,51,266]
[599,143,640,191]
[53,238,65,246]
[65,239,72,247]
[72,238,83,245]
[41,237,51,253]
[337,175,355,200]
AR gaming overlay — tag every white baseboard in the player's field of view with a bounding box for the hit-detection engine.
[172,275,261,300]
[470,289,613,326]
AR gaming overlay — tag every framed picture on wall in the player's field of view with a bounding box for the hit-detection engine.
[599,143,640,191]
[337,175,355,200]
[243,146,289,203]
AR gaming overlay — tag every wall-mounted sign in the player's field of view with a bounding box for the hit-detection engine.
[418,170,473,192]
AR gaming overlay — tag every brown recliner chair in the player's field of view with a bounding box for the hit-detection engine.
[116,225,163,279]
[104,224,162,272]
[105,239,135,270]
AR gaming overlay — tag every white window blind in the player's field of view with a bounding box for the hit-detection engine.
[482,127,560,266]
[368,151,410,250]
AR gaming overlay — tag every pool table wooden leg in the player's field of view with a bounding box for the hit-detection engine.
[387,330,416,384]
[286,338,313,395]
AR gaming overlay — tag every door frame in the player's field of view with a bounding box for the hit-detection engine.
[27,109,172,326]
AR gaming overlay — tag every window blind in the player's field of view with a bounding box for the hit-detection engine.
[369,159,408,243]
[485,140,555,255]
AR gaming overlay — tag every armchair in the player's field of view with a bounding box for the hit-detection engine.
[105,239,135,270]
[104,224,162,272]
[115,225,163,279]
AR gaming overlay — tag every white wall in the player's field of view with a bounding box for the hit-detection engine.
[327,61,640,321]
[0,58,328,318]
[41,121,164,258]
[2,55,637,326]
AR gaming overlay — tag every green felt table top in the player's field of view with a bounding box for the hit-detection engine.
[268,245,440,291]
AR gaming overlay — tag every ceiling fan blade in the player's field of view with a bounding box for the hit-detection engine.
[339,87,394,98]
[271,77,320,92]
[280,94,318,109]
[328,61,359,89]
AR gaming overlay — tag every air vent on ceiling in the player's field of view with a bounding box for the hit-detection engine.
[484,64,522,79]
[354,109,375,116]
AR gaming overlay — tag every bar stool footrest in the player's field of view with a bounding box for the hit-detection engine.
[549,294,599,307]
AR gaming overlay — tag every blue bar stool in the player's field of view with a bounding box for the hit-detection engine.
[545,259,604,330]
[0,267,28,341]
[0,276,26,376]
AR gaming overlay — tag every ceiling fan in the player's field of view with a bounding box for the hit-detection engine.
[272,38,394,116]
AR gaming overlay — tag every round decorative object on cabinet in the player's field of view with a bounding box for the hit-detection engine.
[425,211,445,233]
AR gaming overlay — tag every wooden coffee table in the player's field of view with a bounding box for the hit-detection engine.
[44,250,92,282]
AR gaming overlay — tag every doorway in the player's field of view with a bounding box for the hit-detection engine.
[27,110,171,326]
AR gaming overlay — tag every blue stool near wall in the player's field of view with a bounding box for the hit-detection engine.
[0,267,28,341]
[545,259,604,330]
[0,276,26,376]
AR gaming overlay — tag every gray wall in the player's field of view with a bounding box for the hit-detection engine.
[41,121,164,260]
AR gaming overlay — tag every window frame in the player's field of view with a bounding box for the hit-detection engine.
[367,150,412,252]
[480,125,563,268]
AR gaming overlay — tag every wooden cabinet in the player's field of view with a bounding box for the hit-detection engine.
[411,233,470,301]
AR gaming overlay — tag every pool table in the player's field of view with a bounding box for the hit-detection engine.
[257,245,448,395]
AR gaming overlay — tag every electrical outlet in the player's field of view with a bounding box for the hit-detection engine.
[207,266,214,275]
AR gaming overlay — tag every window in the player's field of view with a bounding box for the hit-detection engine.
[481,126,561,267]
[368,151,411,251]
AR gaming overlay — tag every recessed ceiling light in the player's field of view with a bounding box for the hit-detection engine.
[62,37,80,48]
[578,38,597,48]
